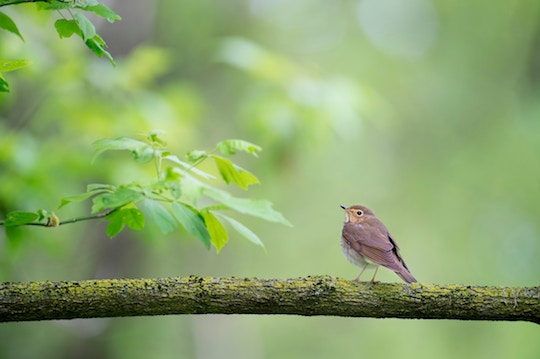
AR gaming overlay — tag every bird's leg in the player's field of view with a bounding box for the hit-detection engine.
[354,263,370,282]
[370,266,380,283]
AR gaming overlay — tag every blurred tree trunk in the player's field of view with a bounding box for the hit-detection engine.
[1,276,538,324]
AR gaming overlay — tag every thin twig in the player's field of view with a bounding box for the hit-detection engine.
[0,210,114,227]
[0,0,42,8]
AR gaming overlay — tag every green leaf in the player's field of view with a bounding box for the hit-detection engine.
[163,168,182,199]
[36,209,53,222]
[54,19,80,38]
[59,191,99,209]
[105,213,124,238]
[143,200,177,234]
[217,214,264,248]
[186,150,207,163]
[0,75,8,93]
[74,13,96,41]
[146,130,167,147]
[91,187,143,213]
[82,0,100,6]
[85,35,115,66]
[0,60,31,73]
[3,211,38,226]
[178,172,205,204]
[213,155,260,189]
[87,183,116,192]
[36,1,72,10]
[216,139,261,157]
[123,208,145,230]
[171,202,211,249]
[92,137,154,163]
[81,4,122,23]
[0,60,30,94]
[59,184,114,209]
[0,12,24,42]
[200,210,228,252]
[164,155,215,179]
[203,187,291,226]
[105,207,144,237]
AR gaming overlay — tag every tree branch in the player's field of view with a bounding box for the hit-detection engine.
[1,276,538,323]
[0,0,44,7]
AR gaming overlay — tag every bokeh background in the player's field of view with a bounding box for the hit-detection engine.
[1,0,539,358]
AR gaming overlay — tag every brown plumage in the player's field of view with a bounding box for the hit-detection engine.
[340,205,417,283]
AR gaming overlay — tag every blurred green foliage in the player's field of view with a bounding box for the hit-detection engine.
[1,0,539,358]
[0,0,121,91]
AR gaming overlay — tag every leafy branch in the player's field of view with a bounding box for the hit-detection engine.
[0,131,291,252]
[0,0,120,92]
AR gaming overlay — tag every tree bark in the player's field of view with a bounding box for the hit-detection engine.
[1,276,538,323]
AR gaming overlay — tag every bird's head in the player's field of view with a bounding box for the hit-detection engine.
[340,204,375,224]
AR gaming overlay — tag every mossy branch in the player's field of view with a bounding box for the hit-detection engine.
[1,276,538,324]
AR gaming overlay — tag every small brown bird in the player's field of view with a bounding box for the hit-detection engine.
[340,205,417,283]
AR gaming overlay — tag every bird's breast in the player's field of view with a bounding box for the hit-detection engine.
[341,236,368,267]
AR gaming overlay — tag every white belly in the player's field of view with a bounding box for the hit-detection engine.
[341,237,378,269]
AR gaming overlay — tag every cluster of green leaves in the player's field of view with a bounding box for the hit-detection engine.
[0,132,290,252]
[0,0,120,92]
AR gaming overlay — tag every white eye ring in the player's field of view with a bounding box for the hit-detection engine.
[356,210,363,216]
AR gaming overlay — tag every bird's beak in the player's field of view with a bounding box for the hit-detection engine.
[340,205,347,210]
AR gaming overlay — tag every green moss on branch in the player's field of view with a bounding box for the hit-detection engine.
[1,276,538,323]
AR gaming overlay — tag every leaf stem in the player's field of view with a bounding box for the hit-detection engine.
[57,210,113,226]
[2,210,115,227]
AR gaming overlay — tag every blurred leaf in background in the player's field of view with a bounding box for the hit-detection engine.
[0,0,539,359]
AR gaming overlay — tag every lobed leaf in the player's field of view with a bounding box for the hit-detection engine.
[213,155,259,189]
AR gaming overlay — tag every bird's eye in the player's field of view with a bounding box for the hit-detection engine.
[356,210,363,216]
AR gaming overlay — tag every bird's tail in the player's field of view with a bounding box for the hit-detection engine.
[395,270,417,283]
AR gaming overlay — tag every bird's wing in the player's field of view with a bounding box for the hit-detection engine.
[388,233,411,271]
[360,245,408,272]
[342,221,393,251]
[342,223,409,273]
